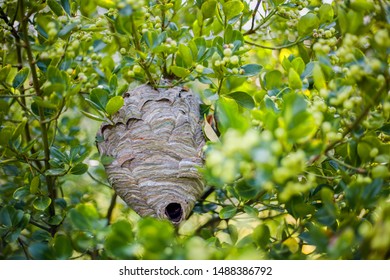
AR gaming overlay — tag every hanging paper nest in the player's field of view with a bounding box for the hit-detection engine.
[96,83,205,224]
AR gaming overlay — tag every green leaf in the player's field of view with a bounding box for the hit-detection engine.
[45,168,67,176]
[105,220,134,259]
[357,141,371,163]
[178,44,193,67]
[28,242,54,259]
[79,0,97,17]
[106,96,124,116]
[319,4,334,23]
[90,88,109,111]
[282,57,292,72]
[223,0,244,20]
[219,205,237,219]
[50,146,67,162]
[235,179,258,200]
[0,206,28,243]
[0,206,13,227]
[96,0,116,9]
[170,66,190,78]
[228,224,238,244]
[48,215,64,226]
[0,64,12,81]
[349,0,375,12]
[252,224,270,248]
[291,57,305,75]
[137,218,174,251]
[58,22,78,37]
[32,97,57,109]
[142,30,158,48]
[313,63,326,89]
[264,70,283,89]
[288,68,303,89]
[243,205,259,217]
[71,231,94,252]
[201,0,217,19]
[225,91,255,109]
[285,196,315,219]
[53,233,73,259]
[13,187,30,200]
[346,10,363,34]
[240,64,262,77]
[11,117,27,140]
[282,93,317,143]
[0,126,13,145]
[61,0,71,15]
[30,176,40,194]
[297,13,319,36]
[109,74,118,93]
[47,65,67,86]
[68,203,100,231]
[12,67,30,88]
[315,188,337,226]
[70,163,88,175]
[33,196,52,211]
[48,0,64,16]
[337,6,348,34]
[194,37,206,60]
[216,97,249,133]
[372,166,389,179]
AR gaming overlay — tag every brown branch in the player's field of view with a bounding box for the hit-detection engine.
[0,5,42,169]
[18,238,31,259]
[106,193,117,225]
[249,0,262,34]
[19,0,57,236]
[243,7,277,36]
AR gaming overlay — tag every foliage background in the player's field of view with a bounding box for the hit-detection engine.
[0,0,389,260]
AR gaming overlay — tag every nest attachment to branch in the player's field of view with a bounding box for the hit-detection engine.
[96,83,205,224]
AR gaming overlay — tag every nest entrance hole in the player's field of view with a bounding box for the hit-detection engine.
[165,203,183,223]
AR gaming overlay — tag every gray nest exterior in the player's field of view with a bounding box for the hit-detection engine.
[96,83,205,224]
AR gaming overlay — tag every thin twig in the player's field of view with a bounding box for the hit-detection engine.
[326,154,368,174]
[245,36,309,50]
[130,16,156,88]
[18,238,30,259]
[249,0,262,34]
[304,170,340,180]
[87,171,111,188]
[106,193,117,225]
[0,94,37,98]
[29,219,51,232]
[244,8,277,35]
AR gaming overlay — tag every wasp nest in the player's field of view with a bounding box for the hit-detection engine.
[96,83,205,224]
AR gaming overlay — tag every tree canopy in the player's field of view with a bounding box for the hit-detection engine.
[0,0,389,260]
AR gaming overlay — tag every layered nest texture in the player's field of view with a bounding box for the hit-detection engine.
[96,83,205,224]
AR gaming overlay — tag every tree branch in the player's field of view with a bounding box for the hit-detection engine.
[130,16,157,88]
[249,0,262,34]
[244,7,277,36]
[106,193,117,225]
[245,37,309,50]
[19,0,57,236]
